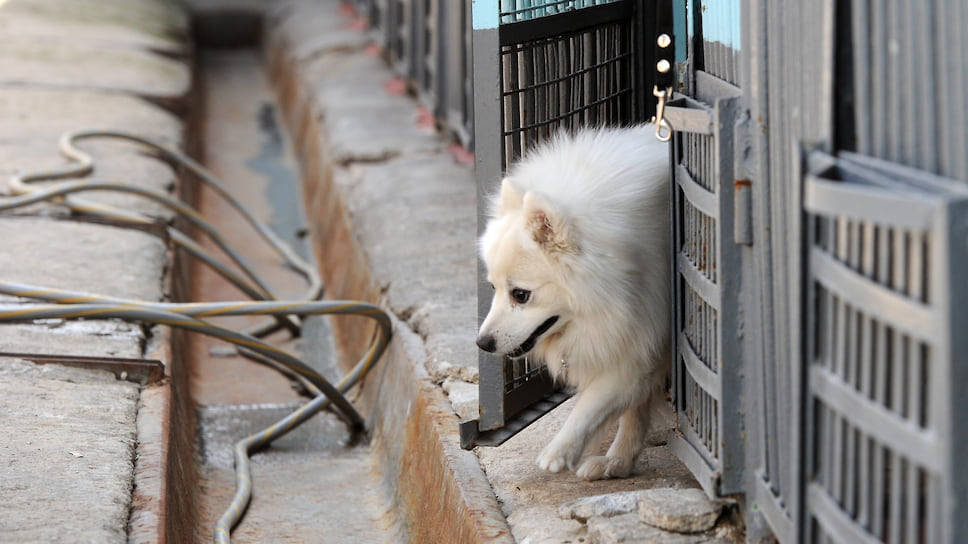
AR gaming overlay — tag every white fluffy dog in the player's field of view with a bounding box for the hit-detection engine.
[476,126,671,480]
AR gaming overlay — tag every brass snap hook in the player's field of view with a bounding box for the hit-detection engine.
[651,85,673,142]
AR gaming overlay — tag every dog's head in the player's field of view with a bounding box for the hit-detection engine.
[476,178,575,358]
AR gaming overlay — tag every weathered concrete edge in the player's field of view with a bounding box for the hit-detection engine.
[265,24,514,544]
[129,37,204,544]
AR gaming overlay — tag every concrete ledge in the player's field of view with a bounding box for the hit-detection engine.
[0,357,140,544]
[0,1,196,542]
[264,1,512,541]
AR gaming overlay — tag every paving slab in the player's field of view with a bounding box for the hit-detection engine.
[0,357,140,544]
[0,0,189,54]
[0,88,184,219]
[267,0,372,61]
[334,156,478,384]
[0,0,190,103]
[0,216,166,300]
[0,36,189,100]
[478,397,721,543]
[301,51,445,161]
[0,216,166,358]
[638,488,727,533]
[0,1,193,543]
[588,513,712,544]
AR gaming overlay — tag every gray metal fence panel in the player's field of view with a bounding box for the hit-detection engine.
[669,70,744,497]
[846,0,968,182]
[740,1,835,540]
[440,1,474,147]
[356,0,968,539]
[802,151,968,544]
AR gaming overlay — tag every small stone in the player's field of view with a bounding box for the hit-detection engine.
[559,491,642,521]
[587,513,707,544]
[637,488,724,533]
[441,378,479,421]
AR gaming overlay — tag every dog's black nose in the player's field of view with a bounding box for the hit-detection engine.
[476,335,497,353]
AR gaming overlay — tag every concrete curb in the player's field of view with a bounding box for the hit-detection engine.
[0,1,196,541]
[263,2,514,541]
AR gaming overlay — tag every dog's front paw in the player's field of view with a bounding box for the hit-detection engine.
[537,440,581,473]
[576,455,633,481]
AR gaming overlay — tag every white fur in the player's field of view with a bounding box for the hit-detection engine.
[477,126,671,480]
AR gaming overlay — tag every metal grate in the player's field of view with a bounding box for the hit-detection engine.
[499,2,636,167]
[500,0,627,23]
[803,151,968,544]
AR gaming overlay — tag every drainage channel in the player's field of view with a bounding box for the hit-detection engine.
[188,46,398,543]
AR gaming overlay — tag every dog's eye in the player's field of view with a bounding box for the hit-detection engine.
[511,288,531,304]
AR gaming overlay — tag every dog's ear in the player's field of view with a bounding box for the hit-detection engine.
[496,177,523,216]
[523,191,578,255]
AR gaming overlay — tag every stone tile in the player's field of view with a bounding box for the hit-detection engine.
[267,0,371,61]
[0,0,189,53]
[332,155,478,384]
[442,378,479,421]
[0,88,182,144]
[638,488,726,534]
[303,53,444,161]
[0,357,140,544]
[588,513,708,544]
[0,216,167,302]
[0,89,183,219]
[560,491,643,522]
[0,36,189,101]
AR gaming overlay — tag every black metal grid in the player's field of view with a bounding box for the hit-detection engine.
[500,0,626,23]
[499,16,635,168]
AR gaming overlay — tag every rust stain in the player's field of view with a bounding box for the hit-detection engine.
[339,2,357,16]
[449,144,474,166]
[269,30,513,544]
[734,179,751,189]
[343,17,368,32]
[383,76,407,96]
[416,105,435,130]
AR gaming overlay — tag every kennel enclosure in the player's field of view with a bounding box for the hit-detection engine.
[350,0,968,541]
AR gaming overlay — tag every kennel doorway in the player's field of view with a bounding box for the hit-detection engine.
[463,0,652,447]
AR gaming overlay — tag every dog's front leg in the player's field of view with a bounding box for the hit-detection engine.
[537,376,624,474]
[576,387,657,480]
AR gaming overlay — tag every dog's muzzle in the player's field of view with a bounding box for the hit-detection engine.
[507,315,559,358]
[476,316,560,356]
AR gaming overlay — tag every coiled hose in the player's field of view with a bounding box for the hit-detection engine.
[0,130,392,543]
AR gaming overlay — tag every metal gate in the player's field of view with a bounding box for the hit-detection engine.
[669,0,968,542]
[668,71,744,497]
[349,0,968,540]
[464,0,648,447]
[802,151,968,544]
